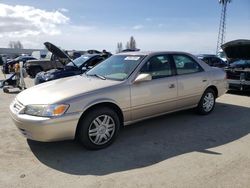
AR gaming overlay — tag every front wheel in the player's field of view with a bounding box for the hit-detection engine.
[77,107,120,150]
[197,88,216,115]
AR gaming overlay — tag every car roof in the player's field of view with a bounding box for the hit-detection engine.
[115,51,193,56]
[80,53,100,58]
[197,54,217,58]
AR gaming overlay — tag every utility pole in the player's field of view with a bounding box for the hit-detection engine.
[216,0,231,53]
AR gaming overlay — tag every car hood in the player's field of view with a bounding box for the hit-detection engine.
[221,39,250,60]
[44,42,72,62]
[16,75,121,105]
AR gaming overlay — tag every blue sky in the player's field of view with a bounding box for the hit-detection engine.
[0,0,249,53]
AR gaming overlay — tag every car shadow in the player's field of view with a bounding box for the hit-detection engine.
[227,90,250,97]
[27,102,250,176]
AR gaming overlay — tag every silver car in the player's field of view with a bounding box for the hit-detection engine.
[9,51,227,149]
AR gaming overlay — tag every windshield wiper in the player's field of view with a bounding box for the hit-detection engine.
[87,74,106,80]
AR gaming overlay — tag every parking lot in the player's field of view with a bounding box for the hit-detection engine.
[0,70,250,188]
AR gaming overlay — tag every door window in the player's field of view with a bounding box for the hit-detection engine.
[173,55,203,75]
[140,55,173,79]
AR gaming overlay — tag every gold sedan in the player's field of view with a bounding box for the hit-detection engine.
[9,52,227,149]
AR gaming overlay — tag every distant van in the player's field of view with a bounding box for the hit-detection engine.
[31,50,48,60]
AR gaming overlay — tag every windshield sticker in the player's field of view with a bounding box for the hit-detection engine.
[124,56,140,61]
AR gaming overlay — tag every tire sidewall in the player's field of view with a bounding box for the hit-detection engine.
[198,88,216,115]
[78,107,120,150]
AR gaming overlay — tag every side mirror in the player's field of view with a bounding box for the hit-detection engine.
[134,73,152,83]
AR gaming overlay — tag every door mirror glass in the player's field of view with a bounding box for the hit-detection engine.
[134,73,152,83]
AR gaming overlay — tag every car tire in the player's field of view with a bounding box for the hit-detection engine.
[197,88,216,115]
[30,67,42,78]
[3,87,9,93]
[77,107,120,150]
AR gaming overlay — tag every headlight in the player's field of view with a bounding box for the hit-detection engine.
[24,104,69,117]
[45,74,55,81]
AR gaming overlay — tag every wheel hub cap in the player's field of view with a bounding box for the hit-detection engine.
[98,126,106,134]
[203,92,214,112]
[88,115,115,145]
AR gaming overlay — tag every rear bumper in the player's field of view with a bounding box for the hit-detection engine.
[228,79,250,91]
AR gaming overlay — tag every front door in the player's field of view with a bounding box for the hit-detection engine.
[130,54,178,121]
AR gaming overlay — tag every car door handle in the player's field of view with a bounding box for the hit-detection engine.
[169,84,175,88]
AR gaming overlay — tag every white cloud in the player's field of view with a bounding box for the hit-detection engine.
[0,3,69,37]
[58,8,69,13]
[132,25,144,30]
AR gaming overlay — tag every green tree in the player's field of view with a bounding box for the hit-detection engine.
[8,41,24,49]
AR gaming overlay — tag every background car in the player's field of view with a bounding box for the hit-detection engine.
[222,39,250,91]
[197,54,227,68]
[2,56,37,74]
[34,54,108,85]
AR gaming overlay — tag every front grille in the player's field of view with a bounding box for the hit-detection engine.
[13,100,25,114]
[227,70,250,81]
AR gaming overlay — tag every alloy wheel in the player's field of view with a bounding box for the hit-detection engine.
[202,92,215,112]
[88,115,116,145]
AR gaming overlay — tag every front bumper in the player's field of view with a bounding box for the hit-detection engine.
[9,101,81,142]
[34,74,46,85]
[228,79,250,91]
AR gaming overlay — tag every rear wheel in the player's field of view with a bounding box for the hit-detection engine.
[197,88,216,115]
[77,107,120,150]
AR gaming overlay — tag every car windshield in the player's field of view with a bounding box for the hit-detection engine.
[67,55,92,67]
[86,55,145,81]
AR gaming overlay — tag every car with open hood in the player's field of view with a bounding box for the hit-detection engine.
[9,51,227,150]
[25,42,71,78]
[222,39,250,91]
[34,53,108,85]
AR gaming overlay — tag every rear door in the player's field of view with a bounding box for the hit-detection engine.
[172,54,208,108]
